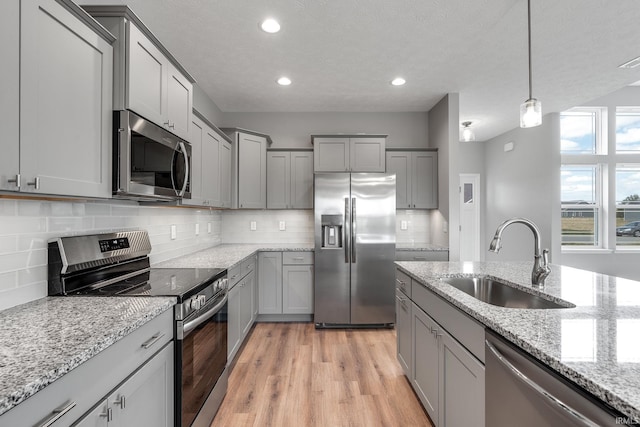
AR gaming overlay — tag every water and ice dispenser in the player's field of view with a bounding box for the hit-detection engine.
[321,215,343,249]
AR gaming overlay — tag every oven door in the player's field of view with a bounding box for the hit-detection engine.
[115,110,191,200]
[177,291,228,427]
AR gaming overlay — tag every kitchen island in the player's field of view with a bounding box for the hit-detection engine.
[396,261,640,421]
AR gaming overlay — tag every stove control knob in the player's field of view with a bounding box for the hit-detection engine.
[198,295,206,306]
[190,296,201,311]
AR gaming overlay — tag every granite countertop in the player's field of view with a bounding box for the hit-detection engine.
[154,243,314,269]
[396,243,449,251]
[0,296,175,417]
[396,261,640,420]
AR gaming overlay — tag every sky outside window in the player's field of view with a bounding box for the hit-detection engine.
[561,111,597,154]
[561,166,596,203]
[616,109,640,152]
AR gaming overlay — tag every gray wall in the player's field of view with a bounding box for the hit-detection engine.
[483,113,561,262]
[193,83,224,125]
[428,94,460,259]
[219,112,429,149]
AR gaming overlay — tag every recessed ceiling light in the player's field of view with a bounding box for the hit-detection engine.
[260,18,281,34]
[277,77,291,86]
[391,77,406,86]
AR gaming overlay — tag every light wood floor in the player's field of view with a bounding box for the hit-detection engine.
[211,323,433,427]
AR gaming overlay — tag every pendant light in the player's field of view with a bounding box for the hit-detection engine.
[520,0,542,128]
[461,121,475,142]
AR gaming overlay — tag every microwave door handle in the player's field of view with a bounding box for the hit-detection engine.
[178,141,189,197]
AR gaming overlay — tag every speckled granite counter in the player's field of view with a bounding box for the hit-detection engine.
[396,244,449,251]
[396,261,640,420]
[154,243,314,269]
[0,296,175,416]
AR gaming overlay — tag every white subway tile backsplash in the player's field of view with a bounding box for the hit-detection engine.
[0,272,17,292]
[0,217,47,235]
[0,236,17,254]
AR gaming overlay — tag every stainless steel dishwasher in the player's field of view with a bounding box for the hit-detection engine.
[485,331,628,427]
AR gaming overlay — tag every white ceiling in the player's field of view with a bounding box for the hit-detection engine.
[81,0,640,141]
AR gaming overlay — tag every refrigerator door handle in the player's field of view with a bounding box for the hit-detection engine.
[344,197,350,263]
[352,197,356,263]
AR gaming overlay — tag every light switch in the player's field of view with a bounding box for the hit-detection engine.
[401,221,408,230]
[170,224,177,240]
[250,221,257,231]
[195,223,200,236]
[279,221,286,231]
[207,222,212,234]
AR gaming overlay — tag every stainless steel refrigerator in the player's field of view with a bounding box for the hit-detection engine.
[314,173,396,327]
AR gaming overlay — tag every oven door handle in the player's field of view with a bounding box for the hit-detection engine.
[182,292,228,338]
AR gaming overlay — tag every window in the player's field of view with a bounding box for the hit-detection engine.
[561,106,640,250]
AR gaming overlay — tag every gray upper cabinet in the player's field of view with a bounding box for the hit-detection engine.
[313,135,386,172]
[386,150,438,209]
[84,6,195,142]
[185,115,230,208]
[2,0,113,198]
[267,151,313,209]
[224,129,269,209]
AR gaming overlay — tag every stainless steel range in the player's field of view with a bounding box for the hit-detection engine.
[48,230,227,427]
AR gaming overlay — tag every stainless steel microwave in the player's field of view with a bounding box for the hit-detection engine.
[113,110,191,201]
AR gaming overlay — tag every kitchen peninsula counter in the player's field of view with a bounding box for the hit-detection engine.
[396,260,640,420]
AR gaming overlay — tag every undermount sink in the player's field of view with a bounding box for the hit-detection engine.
[440,276,574,309]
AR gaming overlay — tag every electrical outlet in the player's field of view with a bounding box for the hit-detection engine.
[279,221,286,231]
[195,223,200,236]
[207,222,212,234]
[401,220,408,230]
[170,224,177,240]
[250,221,257,231]
[443,221,448,234]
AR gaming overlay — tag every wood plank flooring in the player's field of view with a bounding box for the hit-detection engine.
[211,323,433,427]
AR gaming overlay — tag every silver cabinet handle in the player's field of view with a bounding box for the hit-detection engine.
[113,395,126,409]
[485,340,600,427]
[292,257,304,261]
[99,407,112,422]
[344,197,350,264]
[351,197,356,263]
[27,176,40,190]
[7,174,20,188]
[140,333,165,349]
[163,121,175,130]
[36,401,76,427]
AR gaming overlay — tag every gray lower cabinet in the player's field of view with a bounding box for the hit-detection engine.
[258,252,314,317]
[228,255,257,363]
[397,267,485,427]
[2,0,113,198]
[0,310,173,427]
[395,250,449,262]
[386,151,438,209]
[74,342,174,427]
[266,151,313,209]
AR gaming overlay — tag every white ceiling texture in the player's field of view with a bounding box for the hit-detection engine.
[81,0,640,141]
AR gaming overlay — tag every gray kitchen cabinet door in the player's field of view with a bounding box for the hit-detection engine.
[412,303,439,424]
[290,152,314,209]
[314,137,349,172]
[282,265,313,314]
[20,0,112,198]
[386,151,412,208]
[258,252,283,314]
[203,127,221,206]
[220,140,232,208]
[126,23,167,128]
[238,133,267,208]
[227,283,241,361]
[166,62,192,141]
[0,0,19,192]
[439,330,484,427]
[240,270,256,337]
[349,137,385,172]
[183,117,204,206]
[267,152,290,209]
[412,151,438,209]
[73,400,109,427]
[395,290,412,378]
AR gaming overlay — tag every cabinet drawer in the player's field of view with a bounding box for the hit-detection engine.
[0,309,173,427]
[283,252,313,265]
[228,263,243,288]
[411,281,484,362]
[396,269,412,297]
[243,255,257,274]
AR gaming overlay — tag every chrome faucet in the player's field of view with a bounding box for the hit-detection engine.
[488,217,551,286]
